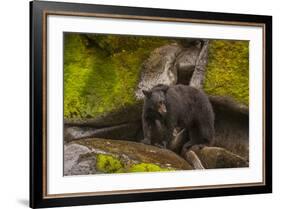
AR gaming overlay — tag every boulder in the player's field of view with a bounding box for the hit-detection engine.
[64,138,192,176]
[135,43,182,99]
[194,147,249,169]
[135,40,209,99]
[64,143,98,175]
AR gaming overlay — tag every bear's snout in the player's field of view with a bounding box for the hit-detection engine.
[158,103,167,114]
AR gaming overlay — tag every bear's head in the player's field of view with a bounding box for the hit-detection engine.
[142,84,169,116]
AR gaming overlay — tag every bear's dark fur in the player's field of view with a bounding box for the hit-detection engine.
[141,84,215,152]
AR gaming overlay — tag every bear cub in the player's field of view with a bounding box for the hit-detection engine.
[141,84,215,153]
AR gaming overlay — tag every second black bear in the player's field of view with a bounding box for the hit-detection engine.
[141,84,215,152]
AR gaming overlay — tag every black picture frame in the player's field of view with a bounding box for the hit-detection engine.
[30,0,272,208]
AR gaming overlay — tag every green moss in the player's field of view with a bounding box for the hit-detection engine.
[128,163,174,172]
[95,154,174,173]
[64,33,169,119]
[96,154,125,173]
[204,40,249,106]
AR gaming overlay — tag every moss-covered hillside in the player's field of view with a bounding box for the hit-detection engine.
[64,33,168,119]
[204,40,249,106]
[64,34,249,120]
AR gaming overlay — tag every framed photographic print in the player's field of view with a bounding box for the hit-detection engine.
[30,0,272,208]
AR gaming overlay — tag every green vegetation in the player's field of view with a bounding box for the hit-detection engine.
[95,154,174,173]
[204,40,249,105]
[64,33,168,119]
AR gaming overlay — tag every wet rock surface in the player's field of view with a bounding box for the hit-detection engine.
[64,138,192,176]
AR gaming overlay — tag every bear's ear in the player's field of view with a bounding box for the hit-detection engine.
[142,90,152,98]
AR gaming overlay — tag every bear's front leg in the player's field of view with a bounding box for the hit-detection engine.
[141,118,152,145]
[165,116,178,146]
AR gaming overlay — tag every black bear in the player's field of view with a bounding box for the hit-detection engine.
[141,84,215,153]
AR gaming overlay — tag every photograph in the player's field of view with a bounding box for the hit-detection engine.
[63,33,249,175]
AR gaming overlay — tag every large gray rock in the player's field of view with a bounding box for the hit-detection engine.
[64,143,98,175]
[135,43,182,99]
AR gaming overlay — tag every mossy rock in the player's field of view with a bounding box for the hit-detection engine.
[95,155,172,173]
[64,138,192,175]
[78,138,192,170]
[64,33,169,120]
[204,40,249,106]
